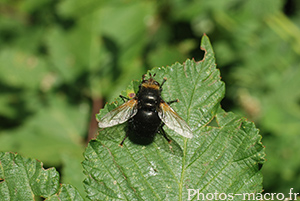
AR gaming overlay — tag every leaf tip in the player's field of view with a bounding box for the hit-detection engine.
[200,34,213,53]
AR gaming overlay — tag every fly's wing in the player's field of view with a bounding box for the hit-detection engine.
[158,102,193,138]
[98,98,138,128]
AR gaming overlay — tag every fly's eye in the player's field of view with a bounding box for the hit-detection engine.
[153,81,159,86]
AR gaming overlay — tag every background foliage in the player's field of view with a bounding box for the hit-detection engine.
[0,0,299,198]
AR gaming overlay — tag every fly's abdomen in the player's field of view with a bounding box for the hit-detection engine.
[131,109,161,138]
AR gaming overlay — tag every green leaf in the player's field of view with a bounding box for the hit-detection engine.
[82,35,265,200]
[0,152,84,201]
[0,152,59,200]
[46,184,84,201]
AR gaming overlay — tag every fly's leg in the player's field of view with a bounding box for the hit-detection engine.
[167,99,179,105]
[161,77,167,88]
[119,133,129,147]
[119,95,129,103]
[159,124,172,144]
[119,118,133,147]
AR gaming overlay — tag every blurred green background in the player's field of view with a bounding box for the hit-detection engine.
[1,0,299,198]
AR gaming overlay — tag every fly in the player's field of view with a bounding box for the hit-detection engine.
[98,73,193,146]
